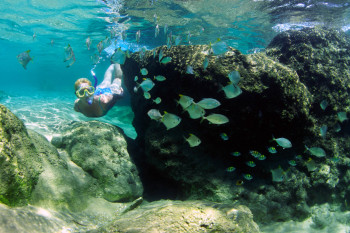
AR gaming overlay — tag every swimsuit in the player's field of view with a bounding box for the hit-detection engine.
[76,87,123,116]
[94,87,113,96]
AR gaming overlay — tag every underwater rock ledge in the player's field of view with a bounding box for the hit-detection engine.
[121,27,350,223]
[51,121,143,203]
[0,105,260,233]
[99,200,260,233]
[0,104,43,206]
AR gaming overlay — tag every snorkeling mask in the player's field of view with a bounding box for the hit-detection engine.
[76,86,95,98]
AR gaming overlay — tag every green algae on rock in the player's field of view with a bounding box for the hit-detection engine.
[120,27,350,224]
[51,121,143,202]
[0,104,43,206]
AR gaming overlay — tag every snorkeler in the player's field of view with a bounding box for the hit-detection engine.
[74,63,124,117]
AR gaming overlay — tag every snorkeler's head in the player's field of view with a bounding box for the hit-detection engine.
[75,78,92,92]
[74,78,95,98]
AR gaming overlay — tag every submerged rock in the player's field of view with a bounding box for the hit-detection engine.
[52,121,143,202]
[100,200,260,233]
[121,27,350,223]
[27,124,135,215]
[0,105,43,206]
[122,45,312,199]
[0,104,143,216]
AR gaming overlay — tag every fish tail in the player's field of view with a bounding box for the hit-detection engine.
[135,82,140,90]
[270,134,275,142]
[304,145,309,153]
[200,116,206,124]
[183,135,188,142]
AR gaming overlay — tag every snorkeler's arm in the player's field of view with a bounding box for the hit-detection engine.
[113,64,123,79]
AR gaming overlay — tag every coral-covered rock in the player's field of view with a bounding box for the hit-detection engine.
[52,121,143,202]
[101,200,260,233]
[121,44,312,201]
[121,27,350,223]
[0,105,43,206]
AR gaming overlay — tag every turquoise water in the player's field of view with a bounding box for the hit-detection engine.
[1,0,349,139]
[1,0,350,232]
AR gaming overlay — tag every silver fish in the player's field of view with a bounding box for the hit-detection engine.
[186,103,205,119]
[147,109,162,121]
[221,83,242,99]
[162,111,181,130]
[203,57,209,70]
[184,133,201,147]
[136,30,141,43]
[196,98,221,110]
[64,44,75,67]
[97,41,104,54]
[201,113,229,124]
[17,50,33,69]
[138,78,155,92]
[155,25,159,38]
[228,70,240,84]
[86,37,91,50]
[91,54,100,65]
[177,94,194,110]
[111,48,126,65]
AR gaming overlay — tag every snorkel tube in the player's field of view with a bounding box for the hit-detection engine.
[91,70,98,89]
[87,69,98,105]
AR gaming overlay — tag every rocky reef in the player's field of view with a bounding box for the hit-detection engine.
[0,104,260,232]
[1,27,350,232]
[0,105,43,206]
[51,121,143,202]
[100,200,260,233]
[121,27,350,223]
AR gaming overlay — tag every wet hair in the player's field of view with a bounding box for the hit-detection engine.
[74,78,92,91]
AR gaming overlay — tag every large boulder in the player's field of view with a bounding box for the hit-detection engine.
[51,121,143,202]
[265,27,350,206]
[121,27,350,223]
[29,128,101,212]
[100,200,260,233]
[0,105,43,206]
[27,124,139,215]
[121,45,312,199]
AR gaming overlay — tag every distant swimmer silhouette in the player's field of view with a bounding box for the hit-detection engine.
[74,64,123,117]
